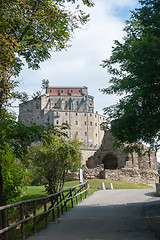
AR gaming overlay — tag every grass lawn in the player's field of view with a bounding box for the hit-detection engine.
[20,179,152,201]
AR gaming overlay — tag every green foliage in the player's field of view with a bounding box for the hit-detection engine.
[101,0,160,149]
[29,134,82,193]
[0,0,94,79]
[0,109,69,202]
[1,145,30,202]
[0,0,94,206]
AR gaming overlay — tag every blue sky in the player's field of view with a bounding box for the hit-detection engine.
[15,0,140,116]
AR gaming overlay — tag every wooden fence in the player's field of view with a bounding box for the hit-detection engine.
[0,181,89,240]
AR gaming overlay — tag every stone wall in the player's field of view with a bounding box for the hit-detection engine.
[100,169,159,187]
[66,167,159,187]
[66,165,104,181]
[80,150,96,165]
[85,131,159,186]
[156,183,160,196]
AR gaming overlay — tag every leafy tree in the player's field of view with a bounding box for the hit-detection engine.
[29,134,82,193]
[101,0,160,150]
[0,0,94,209]
[1,145,30,202]
[0,108,68,202]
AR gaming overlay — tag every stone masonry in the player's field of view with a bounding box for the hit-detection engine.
[85,131,159,187]
[18,86,106,163]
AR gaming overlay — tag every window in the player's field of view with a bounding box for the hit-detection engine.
[65,120,68,124]
[50,90,52,93]
[90,114,92,117]
[95,115,97,118]
[84,113,86,117]
[100,117,101,119]
[90,122,92,126]
[95,123,97,127]
[65,101,68,109]
[76,131,78,135]
[85,132,87,136]
[76,113,78,116]
[96,133,97,137]
[65,112,68,116]
[56,120,59,124]
[76,121,78,125]
[77,101,79,105]
[85,121,87,125]
[61,90,63,93]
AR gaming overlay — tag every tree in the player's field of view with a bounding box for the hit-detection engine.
[0,0,94,108]
[101,0,160,150]
[29,134,82,193]
[0,0,94,76]
[0,0,94,208]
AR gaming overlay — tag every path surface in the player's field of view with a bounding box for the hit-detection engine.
[28,189,160,240]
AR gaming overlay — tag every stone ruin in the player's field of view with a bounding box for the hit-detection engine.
[85,131,159,187]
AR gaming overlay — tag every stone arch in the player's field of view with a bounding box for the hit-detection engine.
[102,153,118,169]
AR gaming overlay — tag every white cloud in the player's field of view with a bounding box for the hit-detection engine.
[16,0,139,116]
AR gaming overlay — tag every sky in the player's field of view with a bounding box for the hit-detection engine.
[14,0,160,161]
[15,0,139,116]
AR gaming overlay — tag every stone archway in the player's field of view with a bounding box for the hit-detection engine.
[102,153,118,169]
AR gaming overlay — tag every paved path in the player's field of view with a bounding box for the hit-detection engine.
[28,189,160,240]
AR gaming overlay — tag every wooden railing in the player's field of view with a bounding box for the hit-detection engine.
[0,181,89,240]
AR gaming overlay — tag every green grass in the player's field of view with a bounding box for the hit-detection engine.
[20,185,47,200]
[19,179,152,201]
[88,179,153,192]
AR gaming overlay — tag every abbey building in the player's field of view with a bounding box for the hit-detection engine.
[18,86,106,163]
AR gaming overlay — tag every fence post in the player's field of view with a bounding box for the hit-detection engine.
[20,203,25,240]
[85,182,87,199]
[33,201,36,235]
[51,196,55,222]
[57,194,60,218]
[62,192,67,212]
[70,189,73,208]
[59,193,63,215]
[43,199,47,228]
[87,181,90,195]
[75,187,78,204]
[80,185,82,202]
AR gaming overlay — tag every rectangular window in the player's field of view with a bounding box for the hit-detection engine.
[76,121,78,125]
[56,120,59,124]
[96,133,97,137]
[85,132,87,136]
[90,122,92,126]
[90,114,92,117]
[85,121,87,125]
[76,113,78,116]
[65,112,68,116]
[95,123,97,127]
